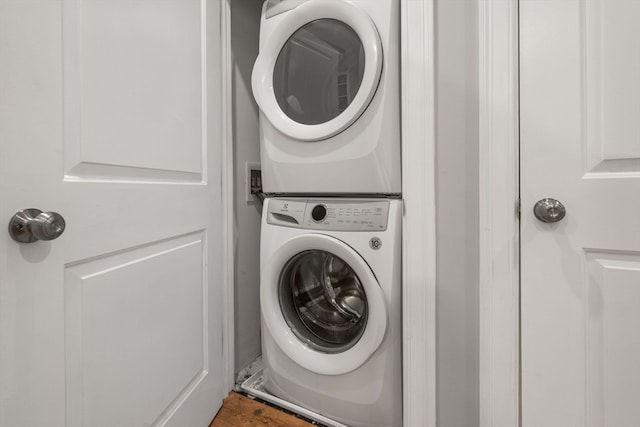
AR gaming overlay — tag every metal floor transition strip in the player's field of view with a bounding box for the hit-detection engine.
[240,369,348,427]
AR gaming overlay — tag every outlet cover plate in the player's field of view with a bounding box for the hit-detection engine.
[245,162,261,203]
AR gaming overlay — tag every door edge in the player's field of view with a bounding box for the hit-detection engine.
[221,0,236,395]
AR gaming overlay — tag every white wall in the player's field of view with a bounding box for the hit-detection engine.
[435,0,480,426]
[230,0,263,373]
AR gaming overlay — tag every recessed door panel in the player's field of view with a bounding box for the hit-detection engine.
[63,0,204,182]
[65,234,206,427]
[585,252,640,426]
[584,0,640,175]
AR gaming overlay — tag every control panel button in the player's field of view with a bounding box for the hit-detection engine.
[311,204,327,222]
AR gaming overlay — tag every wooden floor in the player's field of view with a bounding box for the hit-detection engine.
[209,392,317,427]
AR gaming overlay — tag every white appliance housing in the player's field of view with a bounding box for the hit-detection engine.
[260,198,402,427]
[252,0,401,195]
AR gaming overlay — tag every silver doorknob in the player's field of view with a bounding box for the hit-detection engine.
[8,209,66,243]
[533,198,566,223]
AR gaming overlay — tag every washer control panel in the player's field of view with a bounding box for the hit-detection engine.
[267,199,390,231]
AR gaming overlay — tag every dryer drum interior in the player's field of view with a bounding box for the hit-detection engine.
[273,19,366,125]
[278,249,369,354]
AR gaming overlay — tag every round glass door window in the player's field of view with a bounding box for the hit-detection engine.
[279,249,368,353]
[273,19,365,125]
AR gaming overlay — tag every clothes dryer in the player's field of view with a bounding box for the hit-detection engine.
[260,197,402,427]
[252,0,401,195]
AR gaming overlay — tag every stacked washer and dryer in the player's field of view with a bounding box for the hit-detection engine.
[251,0,402,426]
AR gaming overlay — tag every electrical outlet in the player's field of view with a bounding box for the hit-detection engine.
[245,162,261,203]
[250,169,262,193]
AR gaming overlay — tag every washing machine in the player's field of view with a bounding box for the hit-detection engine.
[251,0,401,195]
[260,197,402,427]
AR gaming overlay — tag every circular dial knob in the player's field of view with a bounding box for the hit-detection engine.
[311,204,327,222]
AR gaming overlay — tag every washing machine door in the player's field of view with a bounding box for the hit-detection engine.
[252,0,383,141]
[262,233,387,376]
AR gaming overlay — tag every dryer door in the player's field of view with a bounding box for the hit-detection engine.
[261,234,387,376]
[251,0,382,141]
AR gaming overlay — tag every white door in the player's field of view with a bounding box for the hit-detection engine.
[0,1,229,426]
[520,1,640,426]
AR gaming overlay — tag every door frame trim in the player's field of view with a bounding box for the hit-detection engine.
[222,0,235,393]
[478,0,521,426]
[400,1,437,426]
